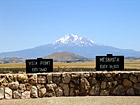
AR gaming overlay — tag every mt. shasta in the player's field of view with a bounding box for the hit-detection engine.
[0,34,140,58]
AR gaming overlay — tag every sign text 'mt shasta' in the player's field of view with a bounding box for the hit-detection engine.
[99,57,120,63]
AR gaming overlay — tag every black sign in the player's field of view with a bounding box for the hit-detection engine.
[26,58,53,73]
[96,54,124,71]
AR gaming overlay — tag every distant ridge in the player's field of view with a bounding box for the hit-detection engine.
[0,56,25,63]
[0,34,140,58]
[43,51,89,62]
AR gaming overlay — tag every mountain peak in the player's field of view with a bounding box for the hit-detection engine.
[0,33,140,58]
[65,34,79,39]
[57,34,79,43]
[53,34,96,46]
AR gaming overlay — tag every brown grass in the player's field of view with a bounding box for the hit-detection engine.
[0,59,140,69]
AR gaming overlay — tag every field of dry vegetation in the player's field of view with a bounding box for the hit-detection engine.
[0,59,140,69]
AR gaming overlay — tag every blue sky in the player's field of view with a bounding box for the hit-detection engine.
[0,0,140,52]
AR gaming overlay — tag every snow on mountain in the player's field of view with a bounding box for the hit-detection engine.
[0,34,140,58]
[53,34,96,46]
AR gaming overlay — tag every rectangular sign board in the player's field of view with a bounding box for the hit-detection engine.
[96,54,124,71]
[26,58,53,73]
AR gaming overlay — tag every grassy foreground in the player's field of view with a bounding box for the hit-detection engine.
[0,60,140,69]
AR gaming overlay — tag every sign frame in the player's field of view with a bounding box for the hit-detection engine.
[96,54,124,71]
[26,58,53,73]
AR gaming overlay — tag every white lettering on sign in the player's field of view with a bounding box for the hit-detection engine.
[32,68,38,72]
[39,67,48,71]
[100,64,120,69]
[28,61,38,66]
[100,65,108,69]
[109,65,119,69]
[40,61,50,65]
[99,57,120,63]
[100,58,105,62]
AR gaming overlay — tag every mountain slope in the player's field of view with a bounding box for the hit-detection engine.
[43,51,89,61]
[0,34,140,58]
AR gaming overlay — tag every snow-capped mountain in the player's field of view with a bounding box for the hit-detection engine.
[0,34,140,58]
[53,34,96,46]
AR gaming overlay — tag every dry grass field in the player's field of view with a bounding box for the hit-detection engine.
[124,59,140,69]
[0,59,140,69]
[54,61,96,68]
[0,63,25,68]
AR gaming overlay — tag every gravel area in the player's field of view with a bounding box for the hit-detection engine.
[0,96,140,105]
